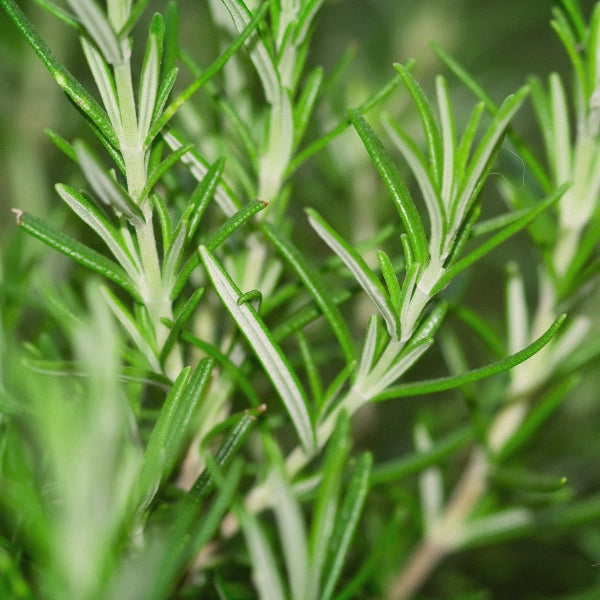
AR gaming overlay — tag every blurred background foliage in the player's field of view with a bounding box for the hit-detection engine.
[2,1,600,598]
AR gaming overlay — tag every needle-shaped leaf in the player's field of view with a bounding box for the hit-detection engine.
[321,451,372,600]
[179,330,262,408]
[307,208,400,340]
[219,0,279,103]
[371,425,473,485]
[13,210,141,301]
[80,37,121,134]
[293,65,323,148]
[34,0,79,28]
[190,407,265,501]
[163,219,188,289]
[163,129,239,216]
[289,72,403,174]
[394,62,443,186]
[452,86,529,224]
[432,41,552,193]
[117,0,152,37]
[151,66,178,128]
[172,200,267,299]
[101,286,159,370]
[377,250,402,310]
[434,184,567,295]
[349,108,429,265]
[374,314,566,401]
[74,141,145,225]
[237,508,287,600]
[159,288,204,366]
[149,3,269,141]
[150,192,172,255]
[65,0,121,64]
[138,365,192,506]
[262,221,355,366]
[308,413,351,598]
[383,114,444,255]
[264,437,309,600]
[138,13,164,141]
[137,143,192,203]
[200,245,315,453]
[1,0,118,148]
[437,75,456,208]
[181,162,221,238]
[55,183,139,279]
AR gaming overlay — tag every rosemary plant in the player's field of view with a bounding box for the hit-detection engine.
[2,1,600,598]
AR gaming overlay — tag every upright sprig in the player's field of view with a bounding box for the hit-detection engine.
[2,0,270,379]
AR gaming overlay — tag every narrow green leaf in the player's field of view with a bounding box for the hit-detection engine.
[201,246,315,453]
[162,129,239,216]
[349,108,429,264]
[453,86,529,223]
[204,200,266,250]
[163,219,187,289]
[454,101,485,182]
[432,41,552,193]
[377,250,402,310]
[151,66,178,129]
[551,8,588,100]
[309,413,351,597]
[489,465,568,494]
[74,141,145,224]
[436,75,456,209]
[265,437,310,600]
[150,192,172,255]
[80,37,121,133]
[383,115,445,255]
[355,315,379,387]
[435,184,567,295]
[293,65,324,148]
[374,314,566,400]
[190,407,265,501]
[163,1,179,74]
[288,72,403,174]
[101,286,159,370]
[1,0,118,148]
[219,0,279,103]
[117,0,151,37]
[160,288,204,366]
[412,300,448,344]
[137,143,192,203]
[65,0,121,64]
[45,126,77,161]
[172,199,266,299]
[34,0,79,28]
[138,13,165,140]
[321,452,372,600]
[589,3,600,92]
[13,210,141,301]
[187,157,227,241]
[472,207,533,237]
[371,425,473,485]
[138,366,192,505]
[297,330,323,405]
[163,358,214,471]
[237,508,287,600]
[55,183,139,279]
[307,207,399,340]
[149,2,269,140]
[262,221,355,366]
[179,329,263,408]
[394,62,443,186]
